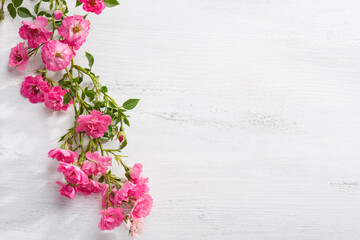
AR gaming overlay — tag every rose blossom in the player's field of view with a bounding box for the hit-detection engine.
[126,218,145,240]
[48,148,78,163]
[79,0,106,15]
[19,16,52,48]
[130,163,143,181]
[131,177,150,199]
[98,207,125,231]
[41,40,75,71]
[81,151,112,176]
[57,162,88,185]
[8,42,29,71]
[77,180,103,196]
[75,110,112,138]
[54,10,63,20]
[20,75,50,103]
[58,15,90,50]
[44,86,71,111]
[130,193,153,219]
[56,181,77,199]
[115,181,136,204]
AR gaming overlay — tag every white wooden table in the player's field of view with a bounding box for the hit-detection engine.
[1,0,360,239]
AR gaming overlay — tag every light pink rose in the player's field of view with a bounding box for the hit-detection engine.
[58,15,90,50]
[57,162,88,185]
[18,16,52,48]
[54,10,63,20]
[41,40,75,71]
[77,179,103,196]
[79,0,106,15]
[115,181,136,204]
[75,110,112,138]
[44,86,71,111]
[56,181,77,199]
[48,148,78,163]
[130,193,153,219]
[126,218,145,240]
[8,42,29,71]
[20,75,50,103]
[131,177,150,199]
[98,207,125,231]
[81,151,112,176]
[130,163,143,181]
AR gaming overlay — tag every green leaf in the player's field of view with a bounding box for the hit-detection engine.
[55,20,62,28]
[45,12,52,18]
[85,52,94,68]
[101,86,108,93]
[75,0,83,7]
[109,101,117,108]
[85,90,96,101]
[119,139,127,150]
[123,117,130,127]
[17,7,33,18]
[103,0,120,8]
[7,3,16,18]
[63,92,72,105]
[34,2,41,14]
[122,99,139,110]
[12,0,23,8]
[37,11,46,16]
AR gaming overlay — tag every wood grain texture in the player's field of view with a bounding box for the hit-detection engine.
[1,0,360,239]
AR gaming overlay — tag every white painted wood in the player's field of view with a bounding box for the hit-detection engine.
[1,0,360,239]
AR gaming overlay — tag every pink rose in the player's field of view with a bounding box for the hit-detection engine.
[77,179,103,196]
[54,10,63,20]
[115,181,136,204]
[75,110,112,138]
[126,218,145,240]
[56,181,77,199]
[58,15,90,50]
[48,148,78,163]
[41,40,75,71]
[98,207,125,231]
[18,16,52,48]
[8,42,29,71]
[20,75,50,103]
[131,177,150,199]
[57,162,88,185]
[81,151,112,176]
[130,163,143,181]
[44,86,71,111]
[79,0,106,15]
[130,193,153,219]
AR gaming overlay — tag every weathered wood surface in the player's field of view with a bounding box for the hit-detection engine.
[1,0,360,239]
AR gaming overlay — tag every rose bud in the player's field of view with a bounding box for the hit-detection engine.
[118,131,126,143]
[54,10,63,20]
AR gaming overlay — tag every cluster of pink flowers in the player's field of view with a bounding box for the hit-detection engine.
[9,14,91,111]
[8,3,151,238]
[20,74,70,111]
[99,163,153,237]
[9,14,89,73]
[49,146,152,238]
